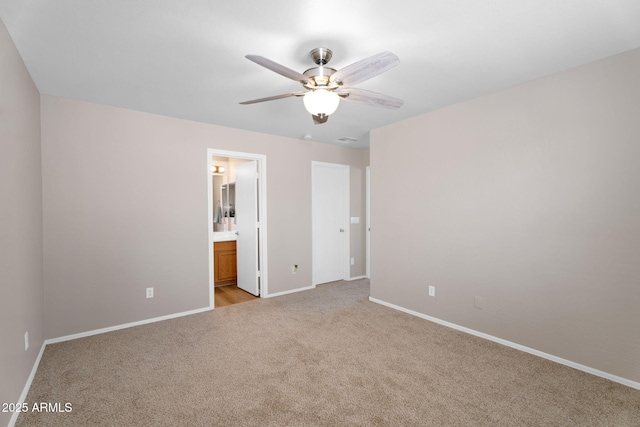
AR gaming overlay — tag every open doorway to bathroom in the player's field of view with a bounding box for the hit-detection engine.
[207,149,267,308]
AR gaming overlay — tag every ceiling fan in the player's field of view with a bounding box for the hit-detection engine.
[240,48,403,124]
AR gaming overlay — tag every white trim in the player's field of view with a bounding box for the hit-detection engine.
[365,166,370,279]
[344,166,350,280]
[311,161,350,285]
[345,275,367,281]
[207,149,268,305]
[207,153,215,308]
[8,342,46,427]
[45,306,212,345]
[265,284,316,298]
[368,296,640,390]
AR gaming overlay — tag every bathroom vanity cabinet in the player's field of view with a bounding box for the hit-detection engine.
[214,240,237,286]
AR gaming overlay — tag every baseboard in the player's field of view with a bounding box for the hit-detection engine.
[265,284,315,298]
[8,342,46,427]
[369,296,640,390]
[266,279,367,297]
[46,306,213,345]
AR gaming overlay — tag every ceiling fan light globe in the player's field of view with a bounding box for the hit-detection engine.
[303,89,340,116]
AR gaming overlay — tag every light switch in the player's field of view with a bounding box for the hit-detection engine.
[474,296,484,309]
[350,217,360,224]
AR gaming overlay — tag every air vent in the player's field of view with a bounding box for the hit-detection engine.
[337,136,358,143]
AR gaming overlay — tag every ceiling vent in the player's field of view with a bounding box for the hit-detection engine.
[337,136,358,143]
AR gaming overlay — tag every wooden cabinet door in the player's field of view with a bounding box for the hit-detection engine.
[214,241,237,286]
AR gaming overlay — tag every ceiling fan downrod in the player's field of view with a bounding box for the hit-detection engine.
[304,48,337,89]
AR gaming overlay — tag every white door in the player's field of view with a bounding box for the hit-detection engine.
[312,162,349,285]
[235,160,259,296]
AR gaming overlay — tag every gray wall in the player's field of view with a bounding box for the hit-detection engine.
[370,48,640,383]
[0,19,44,426]
[41,95,368,339]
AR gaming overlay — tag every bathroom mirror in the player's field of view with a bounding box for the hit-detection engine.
[213,173,236,233]
[222,182,235,219]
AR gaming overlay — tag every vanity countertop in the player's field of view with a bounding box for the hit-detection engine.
[213,231,237,242]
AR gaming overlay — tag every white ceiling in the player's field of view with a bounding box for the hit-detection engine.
[2,1,640,149]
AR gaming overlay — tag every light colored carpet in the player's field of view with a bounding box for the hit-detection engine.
[17,279,640,426]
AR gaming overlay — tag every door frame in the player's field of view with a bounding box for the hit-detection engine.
[207,149,267,308]
[311,161,350,285]
[366,166,371,278]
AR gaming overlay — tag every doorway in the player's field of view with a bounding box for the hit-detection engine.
[207,149,267,308]
[312,161,350,285]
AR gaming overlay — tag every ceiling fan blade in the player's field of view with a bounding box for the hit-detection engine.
[239,92,305,105]
[245,55,309,83]
[337,87,404,109]
[312,114,329,125]
[329,51,400,86]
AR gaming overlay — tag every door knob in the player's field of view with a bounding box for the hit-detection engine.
[339,229,344,232]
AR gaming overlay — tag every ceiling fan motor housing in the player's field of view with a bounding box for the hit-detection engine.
[303,48,340,89]
[303,67,336,88]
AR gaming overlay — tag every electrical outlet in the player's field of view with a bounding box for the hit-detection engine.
[292,265,298,274]
[428,286,435,297]
[24,332,29,351]
[146,287,154,298]
[350,257,355,265]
